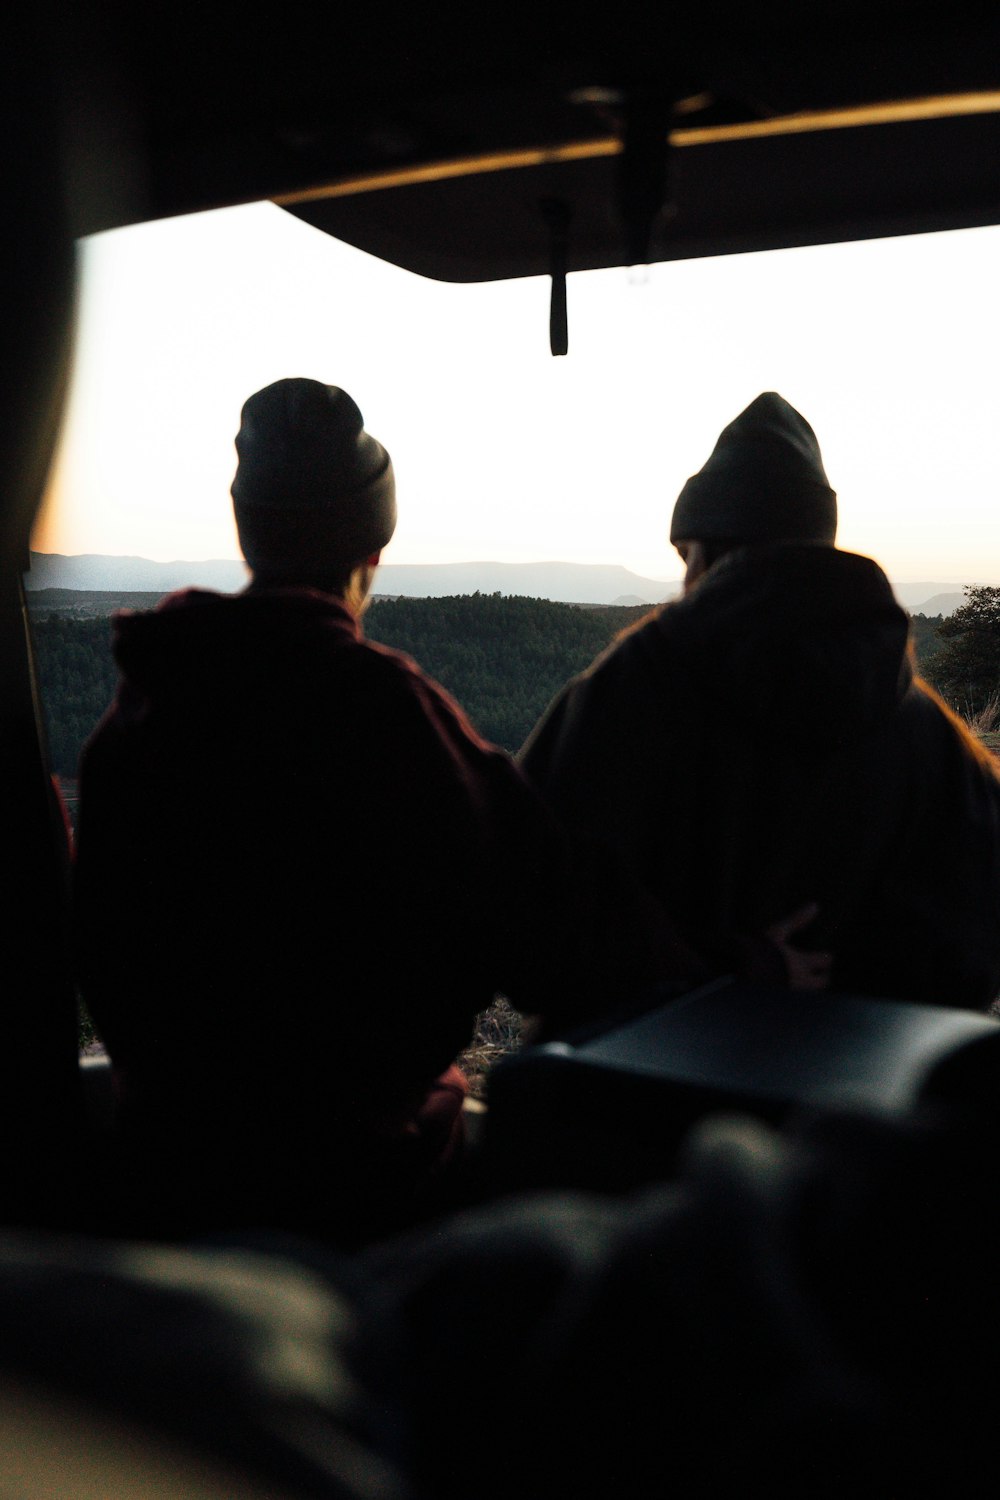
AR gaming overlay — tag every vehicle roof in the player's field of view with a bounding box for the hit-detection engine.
[66,1,1000,279]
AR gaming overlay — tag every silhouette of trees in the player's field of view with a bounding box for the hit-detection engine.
[922,586,1000,717]
[365,593,650,749]
[908,612,945,665]
[27,593,994,776]
[29,595,655,776]
[31,616,118,776]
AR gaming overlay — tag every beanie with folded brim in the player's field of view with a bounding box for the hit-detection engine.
[231,378,396,575]
[669,391,837,546]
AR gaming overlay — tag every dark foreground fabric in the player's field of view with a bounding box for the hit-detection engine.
[367,1102,1000,1500]
[0,1232,407,1499]
[522,544,1000,1008]
[4,1099,999,1497]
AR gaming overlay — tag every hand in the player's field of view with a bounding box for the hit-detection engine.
[765,903,832,991]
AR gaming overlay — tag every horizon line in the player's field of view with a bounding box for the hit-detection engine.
[27,551,678,579]
[24,550,987,587]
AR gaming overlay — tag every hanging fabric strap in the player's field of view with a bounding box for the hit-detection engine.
[540,198,571,356]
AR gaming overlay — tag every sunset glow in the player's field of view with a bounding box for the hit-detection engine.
[33,201,1000,590]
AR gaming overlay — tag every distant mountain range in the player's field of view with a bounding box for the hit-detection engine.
[25,554,678,606]
[375,561,677,605]
[25,553,251,594]
[910,591,965,616]
[885,583,969,613]
[23,553,974,614]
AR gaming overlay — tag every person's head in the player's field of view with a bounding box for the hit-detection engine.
[669,392,837,591]
[231,378,396,610]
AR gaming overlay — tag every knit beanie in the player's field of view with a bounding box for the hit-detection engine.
[231,378,396,574]
[669,392,837,545]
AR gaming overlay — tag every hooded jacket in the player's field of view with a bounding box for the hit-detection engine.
[520,544,1000,1009]
[75,586,710,1231]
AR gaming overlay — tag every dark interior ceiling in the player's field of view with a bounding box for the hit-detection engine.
[60,1,1000,280]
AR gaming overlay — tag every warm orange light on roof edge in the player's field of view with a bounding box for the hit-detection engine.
[675,90,1000,145]
[274,91,1000,206]
[273,139,618,206]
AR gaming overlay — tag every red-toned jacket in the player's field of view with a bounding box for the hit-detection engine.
[75,587,708,1234]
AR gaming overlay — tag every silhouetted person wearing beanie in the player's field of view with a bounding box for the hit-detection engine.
[76,377,759,1243]
[522,392,1000,1009]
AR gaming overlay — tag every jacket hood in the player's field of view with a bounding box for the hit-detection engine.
[652,545,912,744]
[109,587,360,703]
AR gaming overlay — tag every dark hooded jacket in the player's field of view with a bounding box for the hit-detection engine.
[75,586,709,1232]
[520,544,1000,1009]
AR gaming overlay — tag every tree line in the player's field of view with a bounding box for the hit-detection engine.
[28,594,653,776]
[31,615,120,777]
[917,586,1000,723]
[364,593,651,750]
[29,588,1000,779]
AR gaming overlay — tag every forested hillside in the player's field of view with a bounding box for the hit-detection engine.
[31,616,121,776]
[909,612,947,665]
[30,594,654,776]
[29,595,955,779]
[364,593,651,749]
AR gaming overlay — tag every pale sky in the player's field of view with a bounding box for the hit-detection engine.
[32,198,1000,587]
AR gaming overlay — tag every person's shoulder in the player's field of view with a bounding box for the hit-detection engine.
[353,630,440,694]
[567,599,683,695]
[153,587,226,614]
[519,602,682,770]
[355,633,494,748]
